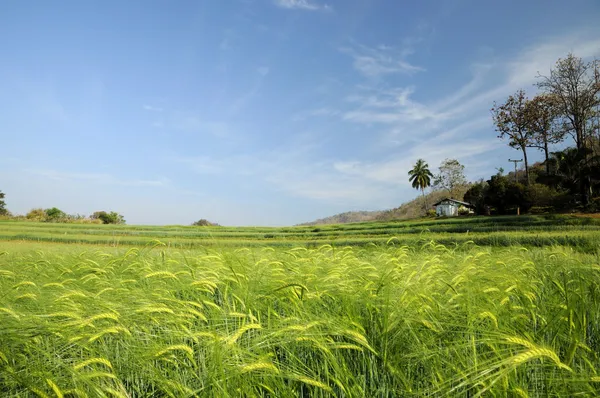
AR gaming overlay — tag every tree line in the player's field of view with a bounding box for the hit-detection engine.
[409,53,600,216]
[491,53,600,202]
[0,196,126,224]
[0,190,220,226]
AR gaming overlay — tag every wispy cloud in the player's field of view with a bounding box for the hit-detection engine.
[506,33,600,88]
[143,104,164,112]
[274,0,331,11]
[26,169,169,187]
[343,86,447,125]
[332,127,500,189]
[278,34,600,208]
[436,34,600,121]
[340,42,424,78]
[337,33,600,148]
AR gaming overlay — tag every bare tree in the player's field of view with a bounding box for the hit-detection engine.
[537,54,600,203]
[524,94,563,174]
[432,158,467,199]
[537,54,600,152]
[491,90,533,185]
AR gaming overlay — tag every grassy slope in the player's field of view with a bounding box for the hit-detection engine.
[301,189,464,225]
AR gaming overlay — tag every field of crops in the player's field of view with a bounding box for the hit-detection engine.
[1,215,600,396]
[1,214,600,251]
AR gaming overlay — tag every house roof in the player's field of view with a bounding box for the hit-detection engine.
[432,198,474,208]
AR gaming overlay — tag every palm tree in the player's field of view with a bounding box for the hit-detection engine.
[408,159,434,212]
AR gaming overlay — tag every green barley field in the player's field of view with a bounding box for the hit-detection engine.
[1,215,600,397]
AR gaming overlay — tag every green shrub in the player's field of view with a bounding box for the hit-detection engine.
[91,211,126,224]
[45,207,66,221]
[26,208,48,221]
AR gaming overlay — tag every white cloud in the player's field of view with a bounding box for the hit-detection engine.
[437,34,600,122]
[331,125,500,189]
[506,34,600,88]
[274,0,330,11]
[343,86,448,125]
[338,32,600,148]
[340,43,424,78]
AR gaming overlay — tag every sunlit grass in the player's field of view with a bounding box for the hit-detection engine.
[2,240,600,396]
[1,215,600,252]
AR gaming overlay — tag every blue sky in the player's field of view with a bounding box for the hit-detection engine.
[1,0,599,225]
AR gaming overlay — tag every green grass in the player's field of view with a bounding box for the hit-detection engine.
[1,215,599,252]
[1,215,600,396]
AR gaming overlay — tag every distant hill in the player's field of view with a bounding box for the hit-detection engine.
[300,188,469,226]
[298,210,384,226]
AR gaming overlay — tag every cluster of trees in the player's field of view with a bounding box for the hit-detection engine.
[408,158,468,211]
[409,53,599,217]
[490,53,600,208]
[1,189,221,226]
[0,190,127,224]
[22,208,126,224]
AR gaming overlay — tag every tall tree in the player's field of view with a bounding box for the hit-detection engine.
[537,54,600,153]
[537,53,600,203]
[408,159,434,212]
[491,90,533,185]
[0,190,7,216]
[432,158,467,199]
[524,94,563,174]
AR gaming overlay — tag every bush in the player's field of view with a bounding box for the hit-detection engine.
[192,219,218,226]
[526,183,563,208]
[45,207,66,222]
[458,206,471,216]
[71,218,103,224]
[426,209,436,217]
[26,208,48,222]
[91,211,126,225]
[530,206,556,214]
[463,180,488,215]
[585,197,600,213]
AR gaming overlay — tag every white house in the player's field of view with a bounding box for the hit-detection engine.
[433,198,475,217]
